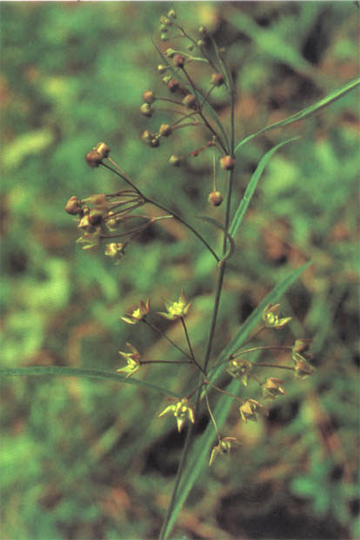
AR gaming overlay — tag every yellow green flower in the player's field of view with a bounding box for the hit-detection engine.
[209,437,240,466]
[158,397,195,432]
[226,358,252,387]
[291,339,314,379]
[262,377,286,400]
[262,303,292,329]
[117,343,141,378]
[121,299,150,324]
[157,290,192,321]
[239,399,267,423]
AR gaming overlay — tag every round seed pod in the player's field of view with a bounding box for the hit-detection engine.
[142,90,156,104]
[169,154,181,167]
[174,54,186,68]
[94,142,111,159]
[65,196,82,215]
[159,124,172,137]
[182,93,197,109]
[85,150,102,168]
[220,155,236,171]
[140,103,153,117]
[211,73,225,87]
[208,191,224,206]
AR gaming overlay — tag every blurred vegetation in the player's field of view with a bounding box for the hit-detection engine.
[0,2,359,539]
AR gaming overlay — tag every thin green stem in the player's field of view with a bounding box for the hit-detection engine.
[206,381,244,405]
[143,319,192,361]
[180,317,205,374]
[232,345,292,358]
[140,360,191,366]
[204,391,221,440]
[145,196,220,262]
[253,363,295,371]
[101,161,143,195]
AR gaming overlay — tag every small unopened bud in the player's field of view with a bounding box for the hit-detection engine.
[142,90,156,104]
[169,154,181,167]
[211,73,225,87]
[160,24,168,33]
[197,39,205,47]
[220,155,236,170]
[182,93,197,109]
[157,64,167,74]
[162,75,172,85]
[160,16,172,27]
[85,150,102,168]
[208,191,223,206]
[141,130,160,148]
[88,210,103,226]
[168,9,176,19]
[140,103,153,117]
[159,124,172,137]
[167,78,180,93]
[198,26,207,35]
[160,33,168,42]
[173,54,186,68]
[94,142,111,159]
[65,196,82,215]
[166,48,176,58]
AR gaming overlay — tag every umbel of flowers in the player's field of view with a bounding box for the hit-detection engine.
[64,8,315,468]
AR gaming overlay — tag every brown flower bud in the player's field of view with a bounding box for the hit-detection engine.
[88,210,103,226]
[167,78,180,93]
[85,150,102,168]
[94,142,111,159]
[208,191,224,206]
[182,93,197,109]
[173,54,186,68]
[142,90,156,104]
[211,73,225,87]
[220,155,236,171]
[159,124,172,137]
[65,196,82,215]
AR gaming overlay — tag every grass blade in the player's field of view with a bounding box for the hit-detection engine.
[162,261,311,538]
[229,137,299,238]
[235,77,360,154]
[0,366,180,398]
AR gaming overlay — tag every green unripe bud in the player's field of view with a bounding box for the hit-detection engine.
[160,16,172,26]
[220,155,236,170]
[140,103,153,117]
[198,26,207,35]
[94,142,111,159]
[197,39,205,48]
[208,191,224,206]
[160,24,168,32]
[160,33,168,42]
[157,64,167,74]
[169,154,181,167]
[168,9,176,19]
[166,48,176,58]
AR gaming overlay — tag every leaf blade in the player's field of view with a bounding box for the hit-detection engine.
[0,366,180,397]
[235,77,360,154]
[229,137,299,238]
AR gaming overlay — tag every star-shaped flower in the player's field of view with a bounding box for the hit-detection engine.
[209,437,240,466]
[117,343,141,378]
[158,397,195,432]
[262,303,292,329]
[157,290,192,321]
[239,399,267,423]
[121,299,150,324]
[227,358,252,387]
[261,377,286,400]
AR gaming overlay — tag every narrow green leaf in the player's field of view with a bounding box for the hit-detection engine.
[235,77,360,154]
[229,137,299,238]
[163,261,311,539]
[0,366,180,397]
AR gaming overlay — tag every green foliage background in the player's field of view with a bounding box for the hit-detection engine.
[1,2,359,539]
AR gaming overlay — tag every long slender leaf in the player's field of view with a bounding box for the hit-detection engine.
[162,261,311,539]
[235,77,360,154]
[0,366,180,397]
[229,137,299,238]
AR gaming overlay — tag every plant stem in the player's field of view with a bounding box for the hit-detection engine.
[180,317,205,374]
[143,320,192,361]
[253,363,295,371]
[145,196,220,262]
